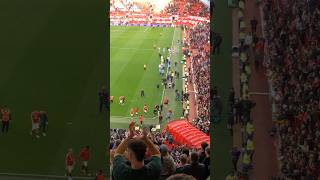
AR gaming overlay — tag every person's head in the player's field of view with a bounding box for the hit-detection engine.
[182,148,190,157]
[160,144,169,157]
[127,139,147,163]
[97,169,103,175]
[190,152,199,164]
[180,154,188,165]
[167,173,196,180]
[201,142,208,151]
[85,145,90,150]
[68,148,73,154]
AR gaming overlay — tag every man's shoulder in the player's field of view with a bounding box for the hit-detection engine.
[145,156,161,166]
[112,155,131,175]
[144,156,161,174]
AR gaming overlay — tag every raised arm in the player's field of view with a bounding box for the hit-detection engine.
[114,122,135,155]
[141,128,160,157]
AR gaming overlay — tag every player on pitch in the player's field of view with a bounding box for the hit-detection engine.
[134,107,139,115]
[39,110,48,136]
[119,96,125,105]
[31,110,40,138]
[139,115,143,125]
[143,104,148,114]
[1,106,11,134]
[130,108,134,119]
[79,145,90,176]
[65,148,75,180]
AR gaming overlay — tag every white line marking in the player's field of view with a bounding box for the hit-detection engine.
[111,116,158,119]
[143,27,150,32]
[0,173,93,179]
[110,47,154,51]
[161,27,176,105]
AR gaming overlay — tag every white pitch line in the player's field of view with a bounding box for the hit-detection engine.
[110,47,154,51]
[143,27,150,32]
[111,116,158,119]
[161,27,176,105]
[0,173,93,179]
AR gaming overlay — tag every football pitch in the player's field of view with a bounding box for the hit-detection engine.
[0,0,107,179]
[110,26,183,129]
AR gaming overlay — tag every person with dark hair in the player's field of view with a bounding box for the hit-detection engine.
[159,145,176,180]
[112,123,161,180]
[176,154,188,173]
[167,173,196,180]
[181,152,207,180]
[203,147,210,179]
[198,142,209,163]
[182,148,190,158]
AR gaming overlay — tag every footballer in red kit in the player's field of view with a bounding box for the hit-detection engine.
[31,110,41,138]
[79,145,90,176]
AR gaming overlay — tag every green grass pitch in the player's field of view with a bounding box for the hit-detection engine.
[110,26,183,129]
[0,0,107,179]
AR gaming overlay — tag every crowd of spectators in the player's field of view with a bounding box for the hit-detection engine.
[164,0,209,17]
[111,0,153,13]
[183,23,210,135]
[110,126,210,180]
[111,0,208,17]
[263,0,320,178]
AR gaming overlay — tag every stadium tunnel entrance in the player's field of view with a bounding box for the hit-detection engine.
[164,120,210,149]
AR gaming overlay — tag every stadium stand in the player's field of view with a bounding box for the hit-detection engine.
[110,0,209,27]
[262,0,320,178]
[230,0,319,179]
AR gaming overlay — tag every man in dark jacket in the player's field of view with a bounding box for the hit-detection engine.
[182,152,206,180]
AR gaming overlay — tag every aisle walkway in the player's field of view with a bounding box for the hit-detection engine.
[243,0,278,179]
